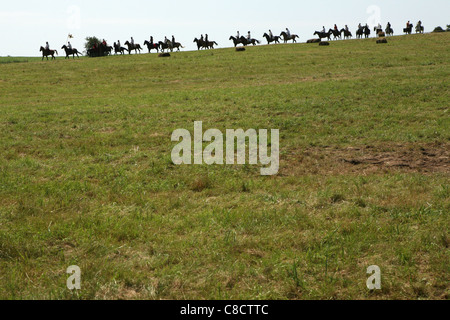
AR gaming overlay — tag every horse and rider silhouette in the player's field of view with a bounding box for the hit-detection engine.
[340,29,353,39]
[193,38,218,50]
[40,47,58,60]
[262,33,282,44]
[61,45,81,59]
[124,41,142,54]
[280,31,299,43]
[313,30,332,41]
[144,40,159,53]
[229,36,260,47]
[356,25,371,38]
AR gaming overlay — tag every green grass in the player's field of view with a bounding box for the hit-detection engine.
[0,33,449,300]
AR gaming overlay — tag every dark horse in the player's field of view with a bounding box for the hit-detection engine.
[229,36,243,47]
[194,38,217,50]
[194,38,206,50]
[158,41,171,52]
[280,32,299,43]
[61,45,80,59]
[340,29,353,39]
[204,40,218,49]
[40,47,58,60]
[114,43,128,55]
[263,33,281,44]
[329,29,341,40]
[385,27,394,36]
[144,40,159,53]
[104,46,113,55]
[403,23,413,34]
[171,41,185,51]
[356,26,371,39]
[313,31,332,41]
[239,36,260,46]
[124,41,142,54]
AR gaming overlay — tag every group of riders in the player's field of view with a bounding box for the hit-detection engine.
[41,19,425,59]
[194,34,219,50]
[231,28,297,46]
[314,20,424,40]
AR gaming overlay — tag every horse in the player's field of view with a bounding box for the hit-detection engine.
[263,33,281,44]
[385,27,394,36]
[280,31,299,43]
[340,29,353,39]
[374,27,383,34]
[229,36,243,47]
[194,38,206,50]
[171,41,185,51]
[356,26,370,39]
[403,24,413,34]
[329,29,341,40]
[239,36,260,46]
[124,41,142,54]
[415,25,424,33]
[144,40,159,53]
[40,47,57,60]
[313,31,332,41]
[61,45,80,59]
[104,46,113,55]
[363,26,371,38]
[158,41,172,52]
[114,43,128,55]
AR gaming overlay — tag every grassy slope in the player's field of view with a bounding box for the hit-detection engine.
[0,33,448,300]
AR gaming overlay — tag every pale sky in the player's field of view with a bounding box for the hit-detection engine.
[0,0,448,56]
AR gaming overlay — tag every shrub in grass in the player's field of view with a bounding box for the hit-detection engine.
[191,175,211,192]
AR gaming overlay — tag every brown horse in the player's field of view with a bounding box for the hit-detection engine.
[280,32,299,43]
[40,47,58,60]
[340,29,353,39]
[124,41,142,54]
[171,41,185,51]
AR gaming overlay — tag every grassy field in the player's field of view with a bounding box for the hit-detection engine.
[0,33,448,300]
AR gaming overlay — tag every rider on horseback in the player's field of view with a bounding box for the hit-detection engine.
[247,31,251,41]
[269,30,273,40]
[45,42,50,50]
[67,42,72,50]
[417,20,422,30]
[286,28,291,37]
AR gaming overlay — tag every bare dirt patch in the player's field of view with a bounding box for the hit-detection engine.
[282,143,449,175]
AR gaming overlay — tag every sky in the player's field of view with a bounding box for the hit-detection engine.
[0,0,448,56]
